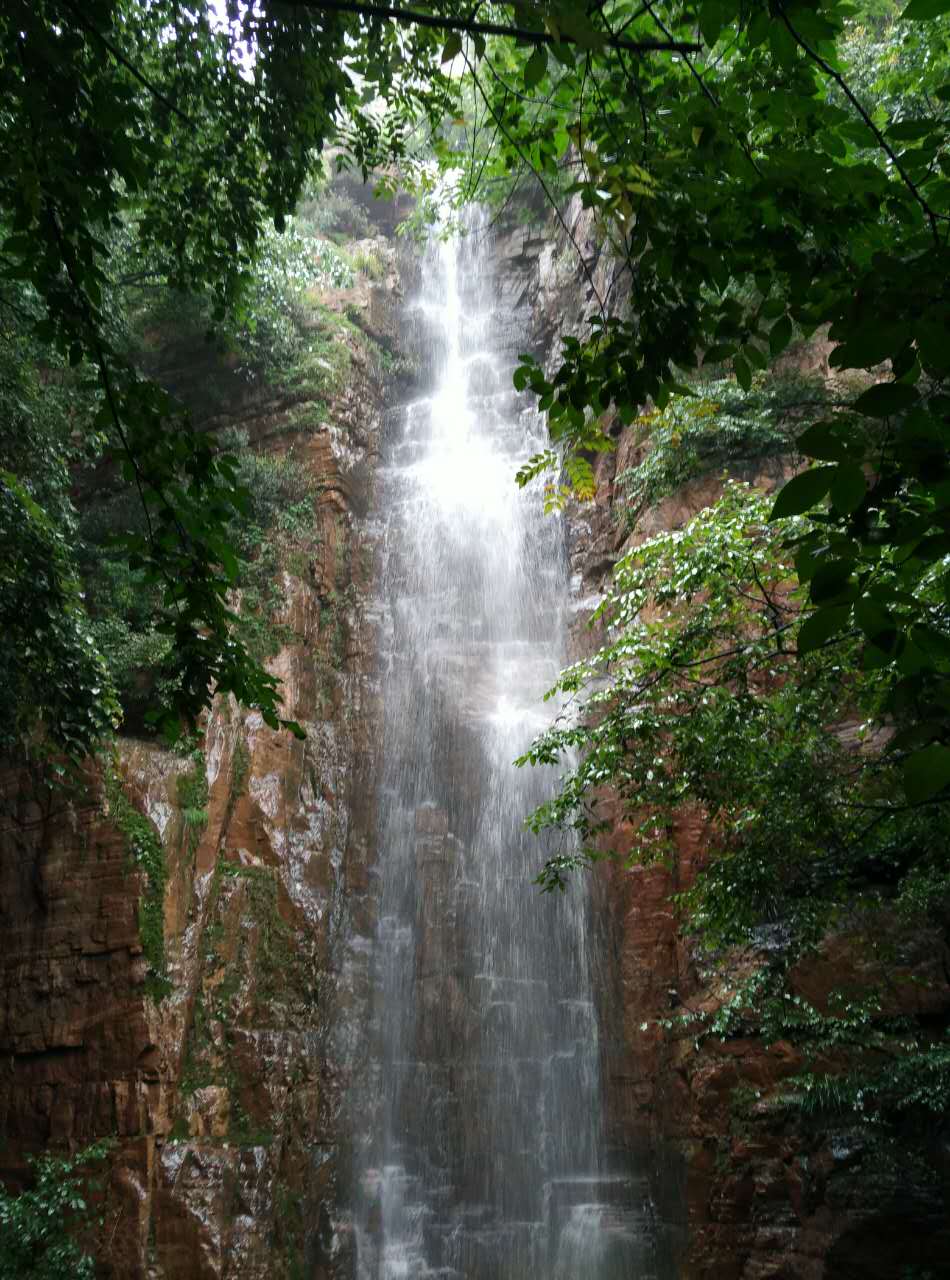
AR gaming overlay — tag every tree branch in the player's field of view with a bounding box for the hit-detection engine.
[777,4,946,242]
[286,0,702,54]
[60,0,194,125]
[462,48,607,317]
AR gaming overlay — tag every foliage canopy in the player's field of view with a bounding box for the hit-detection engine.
[7,0,949,796]
[385,0,950,804]
[0,0,449,752]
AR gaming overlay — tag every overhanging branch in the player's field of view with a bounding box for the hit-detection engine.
[284,0,702,54]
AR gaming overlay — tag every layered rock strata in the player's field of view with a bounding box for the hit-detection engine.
[0,201,403,1278]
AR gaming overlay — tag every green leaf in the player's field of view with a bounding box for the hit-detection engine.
[733,352,752,391]
[852,382,919,418]
[743,342,767,371]
[524,46,548,89]
[703,342,737,363]
[698,0,734,47]
[548,39,576,68]
[797,604,851,655]
[903,744,950,805]
[829,462,866,514]
[441,32,462,63]
[829,326,906,370]
[889,722,942,754]
[796,421,861,462]
[902,0,950,18]
[769,315,793,357]
[855,597,897,647]
[770,466,837,519]
[912,623,950,661]
[887,119,936,142]
[810,560,856,603]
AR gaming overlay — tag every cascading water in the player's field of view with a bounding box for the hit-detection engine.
[354,219,656,1279]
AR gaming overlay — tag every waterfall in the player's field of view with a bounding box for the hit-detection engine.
[354,220,655,1279]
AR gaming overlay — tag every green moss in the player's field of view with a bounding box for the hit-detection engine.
[230,740,250,802]
[177,978,214,1098]
[177,751,209,857]
[168,1116,190,1142]
[228,1088,274,1147]
[274,1182,307,1280]
[177,994,274,1144]
[729,1084,763,1138]
[319,592,348,671]
[104,765,170,1001]
[278,302,353,402]
[352,246,385,280]
[174,857,317,1144]
[219,862,306,999]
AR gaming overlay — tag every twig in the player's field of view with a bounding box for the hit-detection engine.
[462,49,607,317]
[60,0,193,125]
[287,0,702,54]
[777,5,946,242]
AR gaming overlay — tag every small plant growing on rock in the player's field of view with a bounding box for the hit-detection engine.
[0,1140,112,1279]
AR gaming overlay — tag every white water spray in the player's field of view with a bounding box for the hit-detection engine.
[354,220,655,1278]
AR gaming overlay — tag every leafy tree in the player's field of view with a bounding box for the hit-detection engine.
[370,0,950,805]
[518,480,950,1117]
[0,471,120,761]
[0,318,118,759]
[0,1140,111,1279]
[0,0,455,752]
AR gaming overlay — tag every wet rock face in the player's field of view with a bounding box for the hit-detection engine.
[0,761,167,1279]
[131,338,385,1277]
[0,209,399,1277]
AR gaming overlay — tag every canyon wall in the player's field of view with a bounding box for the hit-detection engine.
[1,185,948,1279]
[0,183,405,1279]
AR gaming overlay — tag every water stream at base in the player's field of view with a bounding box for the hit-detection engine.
[353,221,656,1279]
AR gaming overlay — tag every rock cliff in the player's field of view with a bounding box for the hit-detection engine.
[2,187,948,1279]
[0,180,405,1279]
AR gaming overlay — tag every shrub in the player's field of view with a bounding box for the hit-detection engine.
[0,1140,112,1280]
[615,372,827,528]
